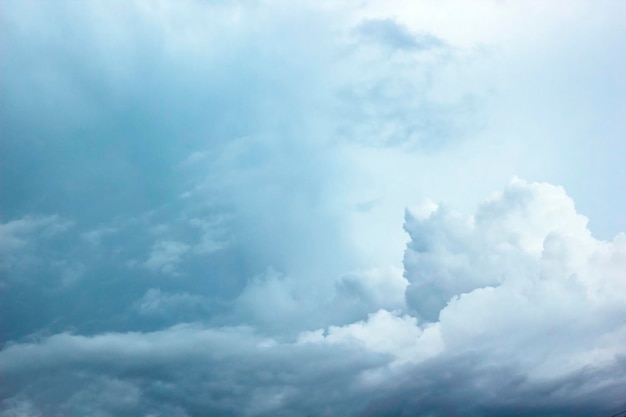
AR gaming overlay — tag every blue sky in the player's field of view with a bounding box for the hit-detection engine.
[1,1,625,416]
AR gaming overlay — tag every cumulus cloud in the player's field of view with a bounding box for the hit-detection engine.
[404,178,625,322]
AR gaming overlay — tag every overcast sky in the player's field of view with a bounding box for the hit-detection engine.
[1,1,625,416]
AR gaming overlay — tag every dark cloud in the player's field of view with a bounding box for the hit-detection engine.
[360,354,626,417]
[0,325,388,417]
[1,324,624,416]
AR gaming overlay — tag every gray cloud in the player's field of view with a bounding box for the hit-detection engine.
[0,325,388,417]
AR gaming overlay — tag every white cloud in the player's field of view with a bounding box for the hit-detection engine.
[299,309,442,365]
[402,178,626,386]
[404,178,603,321]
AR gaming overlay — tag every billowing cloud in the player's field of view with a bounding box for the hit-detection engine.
[404,177,608,321]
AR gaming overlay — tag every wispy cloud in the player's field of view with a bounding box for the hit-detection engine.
[356,18,446,52]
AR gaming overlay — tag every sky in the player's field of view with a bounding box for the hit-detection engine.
[1,0,625,416]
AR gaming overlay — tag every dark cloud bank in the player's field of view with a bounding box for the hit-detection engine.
[1,1,625,416]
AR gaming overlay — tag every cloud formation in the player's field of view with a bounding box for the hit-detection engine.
[2,179,625,416]
[404,178,618,320]
[1,0,625,416]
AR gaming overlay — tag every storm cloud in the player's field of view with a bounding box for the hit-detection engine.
[1,0,625,416]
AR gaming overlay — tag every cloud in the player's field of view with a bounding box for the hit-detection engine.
[333,31,481,149]
[356,18,445,51]
[187,217,229,254]
[134,288,210,318]
[0,324,387,417]
[230,266,409,334]
[0,215,75,286]
[0,215,72,254]
[404,178,624,322]
[334,266,408,312]
[299,309,442,365]
[81,227,118,246]
[143,240,190,275]
[1,0,625,416]
[2,179,625,416]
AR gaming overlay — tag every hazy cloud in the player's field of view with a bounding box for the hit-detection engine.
[143,241,191,275]
[356,18,445,51]
[0,215,72,254]
[135,288,210,317]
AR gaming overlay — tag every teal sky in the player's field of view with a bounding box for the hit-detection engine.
[1,1,625,416]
